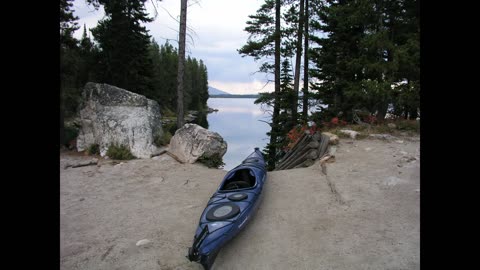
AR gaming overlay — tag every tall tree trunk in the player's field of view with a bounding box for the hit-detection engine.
[376,102,389,122]
[176,0,187,129]
[409,108,418,120]
[268,0,282,171]
[60,84,65,146]
[302,0,309,123]
[292,0,305,127]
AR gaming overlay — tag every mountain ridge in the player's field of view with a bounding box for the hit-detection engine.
[208,86,231,95]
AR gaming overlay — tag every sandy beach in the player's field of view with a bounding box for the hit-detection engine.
[60,135,420,270]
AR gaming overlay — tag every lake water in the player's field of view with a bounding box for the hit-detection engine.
[207,98,271,171]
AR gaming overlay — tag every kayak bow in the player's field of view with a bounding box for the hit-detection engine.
[187,147,267,270]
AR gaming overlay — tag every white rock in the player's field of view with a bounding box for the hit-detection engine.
[384,176,406,186]
[136,239,152,247]
[76,83,163,159]
[168,124,227,164]
[395,140,404,144]
[369,134,397,140]
[365,147,372,151]
[339,129,360,139]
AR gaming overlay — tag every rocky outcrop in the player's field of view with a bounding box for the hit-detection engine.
[76,82,163,158]
[168,124,227,163]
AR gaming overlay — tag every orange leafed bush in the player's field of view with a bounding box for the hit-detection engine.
[285,124,321,151]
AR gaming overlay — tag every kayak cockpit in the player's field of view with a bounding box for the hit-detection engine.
[219,168,256,191]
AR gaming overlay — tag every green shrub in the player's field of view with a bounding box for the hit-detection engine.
[373,124,392,134]
[86,144,100,155]
[106,143,136,160]
[63,126,79,145]
[161,108,176,117]
[154,131,172,147]
[197,153,225,169]
[355,133,369,139]
[395,120,420,133]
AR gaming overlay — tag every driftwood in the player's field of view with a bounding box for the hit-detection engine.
[277,132,310,164]
[278,148,317,170]
[277,142,319,170]
[64,158,99,169]
[317,134,330,158]
[275,131,335,171]
[294,158,315,169]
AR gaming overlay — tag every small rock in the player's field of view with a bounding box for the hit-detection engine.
[384,176,405,186]
[400,151,408,156]
[415,189,420,193]
[406,156,417,162]
[395,140,404,144]
[369,134,397,140]
[169,124,227,163]
[339,130,360,139]
[79,198,85,201]
[365,147,371,151]
[136,239,152,247]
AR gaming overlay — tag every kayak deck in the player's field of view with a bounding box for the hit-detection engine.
[187,148,267,270]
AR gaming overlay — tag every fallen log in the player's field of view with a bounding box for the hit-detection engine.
[294,158,315,169]
[279,148,319,170]
[64,158,99,169]
[317,134,330,158]
[276,140,319,170]
[278,132,310,164]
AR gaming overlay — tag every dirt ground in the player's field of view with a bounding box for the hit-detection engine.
[60,135,420,270]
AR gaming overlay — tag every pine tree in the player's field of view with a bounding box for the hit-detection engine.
[309,0,419,122]
[302,0,310,122]
[239,0,282,170]
[60,0,79,144]
[310,0,370,122]
[88,0,154,96]
[292,0,305,127]
[60,0,79,49]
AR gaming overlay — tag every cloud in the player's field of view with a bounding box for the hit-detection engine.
[209,79,274,95]
[71,0,270,94]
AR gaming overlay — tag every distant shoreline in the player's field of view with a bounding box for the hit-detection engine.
[209,94,260,99]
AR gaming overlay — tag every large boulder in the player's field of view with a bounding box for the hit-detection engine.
[76,82,163,158]
[168,124,227,163]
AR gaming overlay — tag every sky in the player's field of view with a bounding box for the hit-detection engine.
[71,0,275,94]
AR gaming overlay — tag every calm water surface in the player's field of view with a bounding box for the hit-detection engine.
[207,98,271,170]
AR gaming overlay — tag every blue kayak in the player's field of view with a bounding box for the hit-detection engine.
[187,147,267,270]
